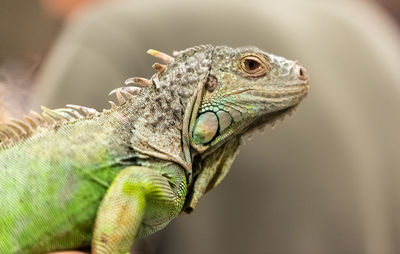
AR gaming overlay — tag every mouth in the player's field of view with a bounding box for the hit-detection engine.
[247,81,309,98]
[223,80,309,98]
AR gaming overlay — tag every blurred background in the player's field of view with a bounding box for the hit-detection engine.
[1,0,400,253]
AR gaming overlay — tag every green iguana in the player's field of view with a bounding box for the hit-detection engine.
[0,45,309,253]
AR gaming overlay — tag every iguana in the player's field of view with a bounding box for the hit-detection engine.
[0,45,309,253]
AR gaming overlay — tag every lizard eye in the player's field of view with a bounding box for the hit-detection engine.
[244,59,260,71]
[240,55,269,77]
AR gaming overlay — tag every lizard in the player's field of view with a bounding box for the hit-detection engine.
[0,45,309,253]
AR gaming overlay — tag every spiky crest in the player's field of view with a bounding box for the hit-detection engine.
[0,48,177,150]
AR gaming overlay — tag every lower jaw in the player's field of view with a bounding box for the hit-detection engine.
[240,105,298,136]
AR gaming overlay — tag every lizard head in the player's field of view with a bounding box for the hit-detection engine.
[184,45,309,212]
[190,45,309,153]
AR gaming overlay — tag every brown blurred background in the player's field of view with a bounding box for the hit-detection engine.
[1,0,400,253]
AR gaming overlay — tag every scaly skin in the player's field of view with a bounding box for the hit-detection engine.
[0,45,309,253]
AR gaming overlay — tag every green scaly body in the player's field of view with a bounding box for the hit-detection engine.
[0,105,183,252]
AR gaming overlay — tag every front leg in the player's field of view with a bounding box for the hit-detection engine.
[92,165,187,254]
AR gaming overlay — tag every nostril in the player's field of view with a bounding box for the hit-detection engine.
[297,66,308,81]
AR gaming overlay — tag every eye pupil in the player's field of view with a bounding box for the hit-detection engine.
[245,59,260,70]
